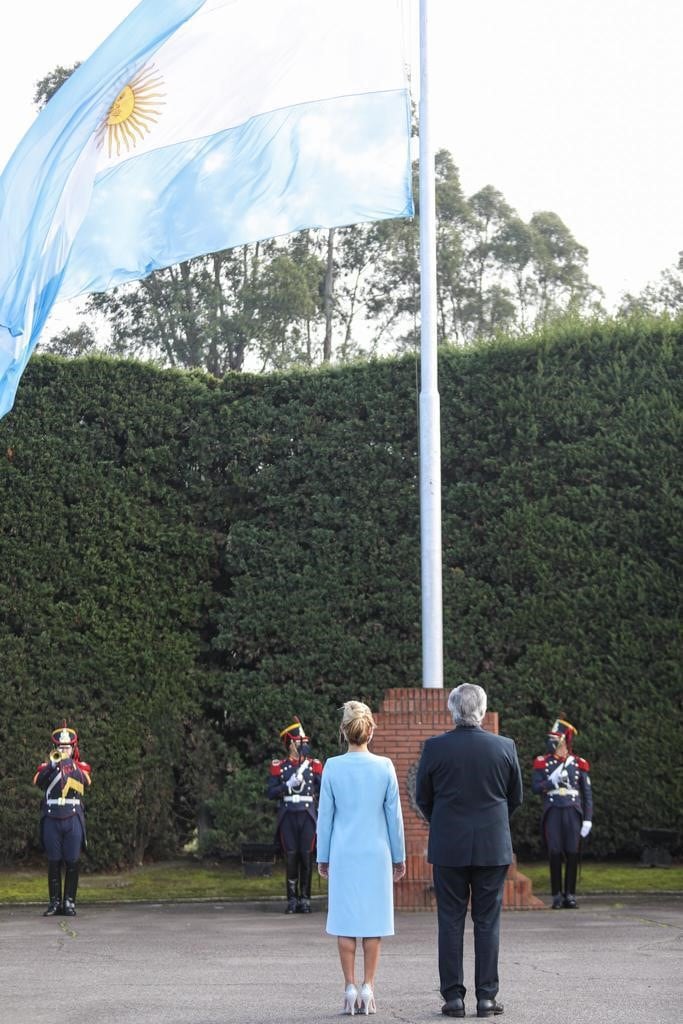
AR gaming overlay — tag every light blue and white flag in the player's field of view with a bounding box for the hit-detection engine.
[0,0,413,418]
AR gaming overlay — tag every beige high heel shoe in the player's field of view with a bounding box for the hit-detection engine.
[343,983,359,1015]
[359,983,376,1015]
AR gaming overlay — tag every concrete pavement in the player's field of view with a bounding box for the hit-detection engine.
[1,895,680,1023]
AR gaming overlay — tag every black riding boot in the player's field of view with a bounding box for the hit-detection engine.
[297,851,313,913]
[285,852,299,913]
[563,853,578,908]
[63,861,80,916]
[43,860,63,916]
[549,853,563,908]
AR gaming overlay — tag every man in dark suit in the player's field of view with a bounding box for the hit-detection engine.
[416,684,523,1019]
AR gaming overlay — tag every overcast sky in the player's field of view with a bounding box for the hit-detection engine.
[1,0,681,325]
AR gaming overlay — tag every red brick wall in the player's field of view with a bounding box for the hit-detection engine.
[371,688,543,910]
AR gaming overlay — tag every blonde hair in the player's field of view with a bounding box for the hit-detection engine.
[340,700,375,746]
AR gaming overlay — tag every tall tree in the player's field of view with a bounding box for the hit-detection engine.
[527,211,595,324]
[33,64,80,109]
[35,64,600,366]
[459,184,517,340]
[246,249,324,370]
[322,228,335,363]
[88,241,325,374]
[495,217,538,332]
[618,251,683,317]
[39,324,97,358]
[369,153,599,349]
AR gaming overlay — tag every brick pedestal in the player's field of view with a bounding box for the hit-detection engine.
[371,688,543,910]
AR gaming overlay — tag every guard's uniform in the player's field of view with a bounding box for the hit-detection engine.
[267,717,323,913]
[33,723,92,917]
[532,718,592,908]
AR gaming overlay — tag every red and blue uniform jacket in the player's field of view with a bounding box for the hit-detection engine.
[531,752,592,822]
[267,756,323,829]
[33,756,92,840]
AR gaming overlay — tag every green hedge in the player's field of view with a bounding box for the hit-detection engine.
[0,317,680,866]
[0,362,216,866]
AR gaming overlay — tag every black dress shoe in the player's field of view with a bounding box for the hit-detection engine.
[62,898,77,917]
[551,892,563,909]
[563,894,578,909]
[43,900,62,917]
[441,997,465,1017]
[477,998,504,1017]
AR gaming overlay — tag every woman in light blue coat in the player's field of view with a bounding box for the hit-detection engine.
[317,701,406,1016]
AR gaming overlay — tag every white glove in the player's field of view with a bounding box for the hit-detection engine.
[580,821,592,838]
[548,765,563,787]
[285,775,300,791]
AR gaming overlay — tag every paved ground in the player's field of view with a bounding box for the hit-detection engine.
[1,895,680,1023]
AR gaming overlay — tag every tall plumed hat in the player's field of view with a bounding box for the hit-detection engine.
[279,716,308,747]
[51,720,78,747]
[547,717,578,752]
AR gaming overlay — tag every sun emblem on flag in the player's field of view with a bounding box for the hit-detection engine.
[98,64,165,158]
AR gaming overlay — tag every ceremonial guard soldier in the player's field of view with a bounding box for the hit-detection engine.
[33,721,92,917]
[268,717,323,913]
[532,717,592,909]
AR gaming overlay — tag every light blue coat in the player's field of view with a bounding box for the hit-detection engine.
[316,751,405,937]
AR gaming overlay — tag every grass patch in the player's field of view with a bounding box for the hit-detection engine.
[0,859,679,905]
[0,860,328,905]
[518,861,683,893]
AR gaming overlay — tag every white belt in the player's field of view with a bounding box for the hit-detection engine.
[283,795,313,804]
[47,798,81,806]
[548,788,579,797]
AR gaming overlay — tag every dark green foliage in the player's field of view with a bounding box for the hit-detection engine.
[199,766,274,857]
[0,358,216,867]
[436,318,681,855]
[33,63,80,111]
[0,319,680,865]
[206,361,422,772]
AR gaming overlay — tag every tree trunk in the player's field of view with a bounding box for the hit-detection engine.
[323,228,335,363]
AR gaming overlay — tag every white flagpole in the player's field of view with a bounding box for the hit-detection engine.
[418,0,443,688]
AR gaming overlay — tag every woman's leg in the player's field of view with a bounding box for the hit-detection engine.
[337,936,357,985]
[361,937,382,987]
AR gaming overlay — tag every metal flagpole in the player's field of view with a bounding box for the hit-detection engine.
[418,0,443,688]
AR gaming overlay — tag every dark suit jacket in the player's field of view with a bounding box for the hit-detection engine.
[415,725,523,867]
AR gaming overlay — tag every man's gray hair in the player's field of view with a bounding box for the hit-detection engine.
[447,683,487,726]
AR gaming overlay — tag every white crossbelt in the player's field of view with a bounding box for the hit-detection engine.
[548,788,579,797]
[283,795,313,804]
[47,798,81,806]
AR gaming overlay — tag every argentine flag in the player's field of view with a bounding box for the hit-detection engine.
[0,0,413,418]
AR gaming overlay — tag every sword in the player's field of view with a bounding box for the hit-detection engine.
[292,758,310,784]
